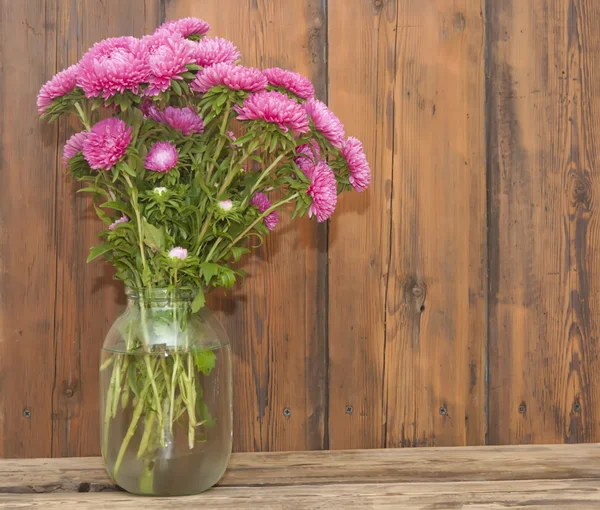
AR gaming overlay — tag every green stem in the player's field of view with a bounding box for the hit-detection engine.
[122,174,148,279]
[103,355,118,455]
[113,366,154,479]
[137,411,157,459]
[144,355,165,446]
[110,355,123,419]
[205,103,232,181]
[74,102,91,131]
[186,353,197,449]
[195,210,214,256]
[205,237,222,262]
[250,152,288,195]
[224,193,298,255]
[169,354,180,435]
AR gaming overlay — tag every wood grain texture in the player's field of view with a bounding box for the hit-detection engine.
[326,0,395,450]
[164,0,328,453]
[328,0,487,449]
[3,446,600,508]
[384,0,487,447]
[50,0,160,457]
[3,480,600,509]
[0,0,59,458]
[488,0,600,444]
[2,444,600,493]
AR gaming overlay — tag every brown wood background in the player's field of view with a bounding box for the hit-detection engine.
[1,0,599,457]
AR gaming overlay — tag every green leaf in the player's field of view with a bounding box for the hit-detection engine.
[191,287,206,313]
[118,161,137,177]
[93,204,112,225]
[199,262,219,286]
[171,79,182,96]
[77,186,110,198]
[230,246,250,263]
[143,219,165,251]
[127,362,141,398]
[87,243,113,263]
[194,349,216,376]
[100,200,130,214]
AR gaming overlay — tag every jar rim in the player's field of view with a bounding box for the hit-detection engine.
[126,287,197,302]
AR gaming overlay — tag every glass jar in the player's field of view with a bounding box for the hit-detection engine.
[100,288,232,496]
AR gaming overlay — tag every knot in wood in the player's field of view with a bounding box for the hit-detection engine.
[569,174,592,209]
[412,286,424,298]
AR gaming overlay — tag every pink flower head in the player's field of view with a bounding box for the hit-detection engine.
[191,63,267,94]
[294,140,321,176]
[82,118,132,170]
[341,137,371,192]
[307,162,337,222]
[250,192,278,231]
[77,37,150,99]
[145,141,178,173]
[169,246,188,260]
[234,91,309,133]
[145,32,196,96]
[263,68,315,100]
[62,131,88,165]
[37,64,79,114]
[193,37,240,67]
[156,18,210,39]
[150,106,204,135]
[108,215,129,231]
[305,98,345,149]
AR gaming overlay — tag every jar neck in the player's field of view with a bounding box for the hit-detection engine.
[126,287,196,310]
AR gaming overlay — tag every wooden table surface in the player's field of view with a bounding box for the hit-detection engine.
[1,444,600,508]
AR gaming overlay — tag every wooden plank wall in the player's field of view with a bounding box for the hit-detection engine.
[0,0,599,457]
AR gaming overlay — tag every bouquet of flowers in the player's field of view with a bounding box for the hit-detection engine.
[38,17,370,494]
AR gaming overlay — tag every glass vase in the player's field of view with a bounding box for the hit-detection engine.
[100,288,232,496]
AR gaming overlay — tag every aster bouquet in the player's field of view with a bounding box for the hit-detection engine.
[38,17,370,495]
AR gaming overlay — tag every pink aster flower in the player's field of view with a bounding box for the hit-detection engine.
[77,37,150,99]
[250,192,278,231]
[263,68,314,100]
[156,17,210,39]
[305,98,345,149]
[191,63,267,94]
[341,137,371,192]
[149,106,204,135]
[145,32,196,96]
[62,131,88,165]
[82,118,132,170]
[193,37,240,67]
[108,215,129,231]
[234,91,309,133]
[145,141,178,173]
[294,140,321,176]
[37,64,80,114]
[169,247,188,260]
[307,162,337,222]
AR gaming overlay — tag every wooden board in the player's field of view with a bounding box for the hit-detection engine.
[50,0,160,457]
[2,444,600,492]
[2,446,600,508]
[326,0,394,450]
[0,0,59,458]
[327,0,487,449]
[3,479,600,509]
[164,0,328,452]
[487,0,600,444]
